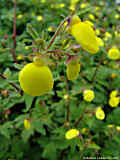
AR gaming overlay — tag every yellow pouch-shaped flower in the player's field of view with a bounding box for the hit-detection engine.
[24,119,31,130]
[66,15,81,33]
[66,58,80,81]
[19,61,54,96]
[71,22,99,54]
[96,107,105,120]
[65,129,79,140]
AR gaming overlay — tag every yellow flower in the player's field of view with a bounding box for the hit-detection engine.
[105,32,112,38]
[48,26,53,32]
[110,90,118,98]
[70,15,81,26]
[65,129,79,140]
[66,58,80,81]
[117,6,120,11]
[107,124,114,128]
[96,29,100,36]
[67,15,81,33]
[24,119,31,130]
[96,37,104,47]
[71,0,79,5]
[109,97,119,107]
[69,4,75,11]
[17,55,24,60]
[114,31,120,37]
[81,128,87,134]
[19,59,54,96]
[108,47,120,60]
[88,14,95,21]
[116,126,120,131]
[17,14,23,19]
[83,90,95,102]
[103,37,108,41]
[114,14,119,19]
[80,3,88,8]
[84,20,94,27]
[57,3,65,8]
[25,46,30,50]
[96,107,105,120]
[111,73,116,79]
[64,94,69,100]
[42,0,46,2]
[37,16,43,21]
[71,22,99,54]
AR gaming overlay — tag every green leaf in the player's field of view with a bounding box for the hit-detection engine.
[3,68,11,79]
[24,93,34,112]
[88,143,101,150]
[27,23,39,40]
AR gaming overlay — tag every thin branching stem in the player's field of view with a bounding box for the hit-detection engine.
[0,72,23,96]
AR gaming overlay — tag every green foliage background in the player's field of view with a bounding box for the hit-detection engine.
[0,0,120,159]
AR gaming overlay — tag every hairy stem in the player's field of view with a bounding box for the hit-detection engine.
[12,0,18,63]
[91,50,105,82]
[0,72,23,95]
[46,16,70,51]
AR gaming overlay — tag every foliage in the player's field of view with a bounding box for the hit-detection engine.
[0,0,120,159]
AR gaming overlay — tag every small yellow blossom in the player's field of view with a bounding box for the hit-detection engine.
[17,14,23,19]
[64,94,69,100]
[37,16,43,21]
[117,6,120,11]
[96,37,104,47]
[96,107,105,120]
[48,26,53,32]
[107,124,114,128]
[80,3,88,8]
[96,29,100,36]
[114,14,119,19]
[41,0,46,2]
[103,60,108,65]
[116,126,120,131]
[103,37,108,41]
[24,119,31,130]
[81,128,87,134]
[88,14,95,21]
[114,31,120,37]
[95,6,100,11]
[57,3,65,8]
[83,90,95,102]
[111,73,116,79]
[109,97,119,107]
[108,47,120,60]
[25,46,30,50]
[110,90,118,98]
[105,32,112,38]
[17,55,24,60]
[71,0,79,5]
[65,129,79,140]
[69,5,75,11]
